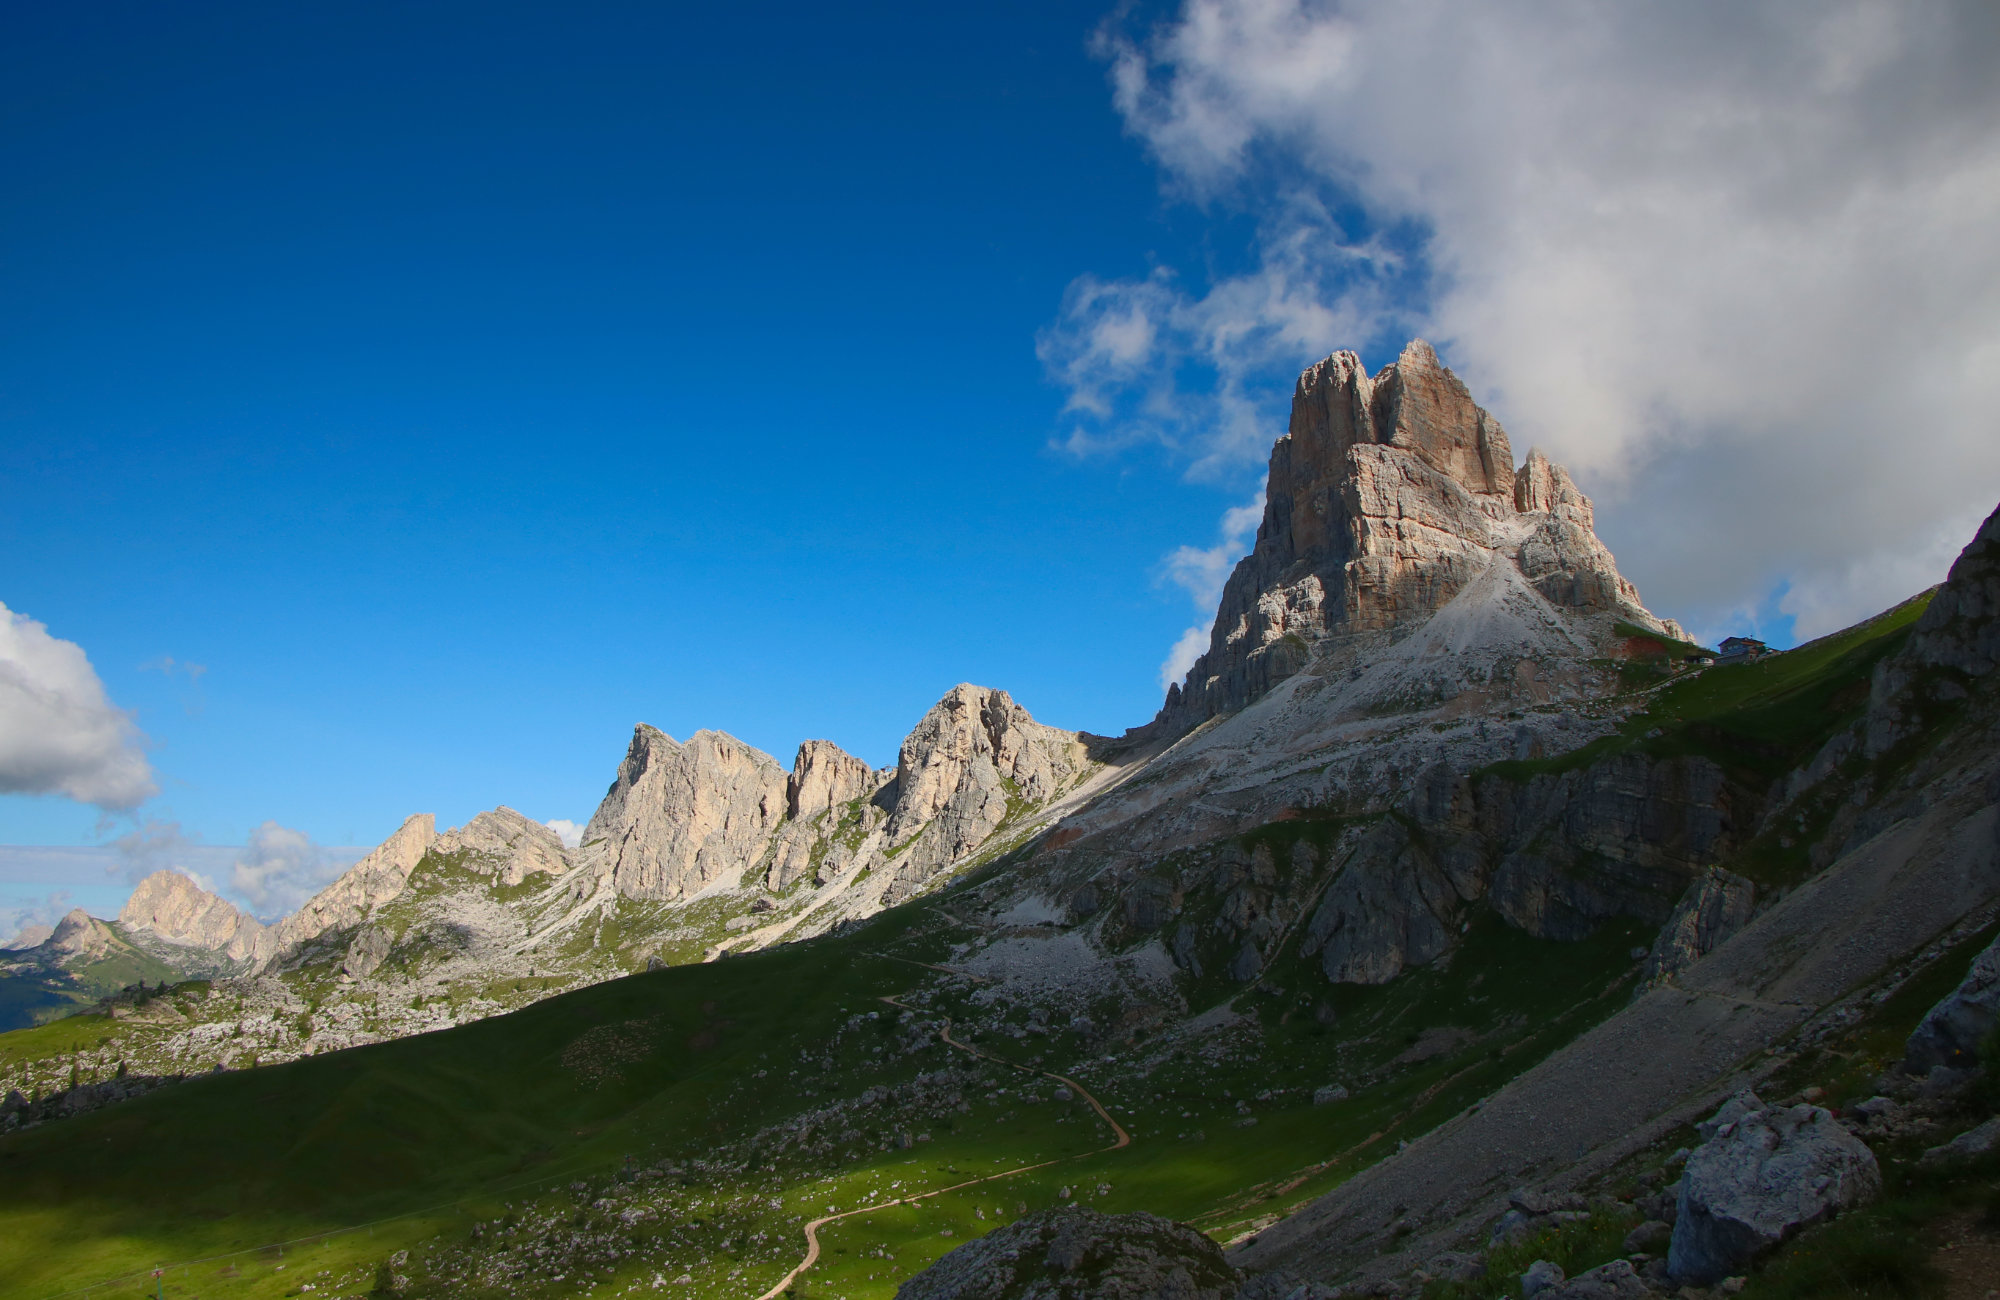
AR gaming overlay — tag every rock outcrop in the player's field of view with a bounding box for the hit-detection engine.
[788,740,880,822]
[894,1206,1241,1300]
[878,685,1092,900]
[1153,340,1679,736]
[432,806,572,887]
[1868,497,2000,756]
[582,727,787,901]
[267,814,436,958]
[40,909,121,964]
[763,740,893,892]
[1904,928,2000,1073]
[118,871,273,965]
[1279,752,1751,986]
[1667,1091,1880,1284]
[1639,867,1757,989]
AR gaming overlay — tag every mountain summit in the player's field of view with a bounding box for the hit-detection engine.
[1155,340,1679,736]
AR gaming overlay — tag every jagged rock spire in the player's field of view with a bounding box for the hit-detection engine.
[1156,340,1677,735]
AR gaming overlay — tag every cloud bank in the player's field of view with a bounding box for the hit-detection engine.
[230,821,343,919]
[0,602,157,809]
[1055,0,2000,645]
[544,818,584,849]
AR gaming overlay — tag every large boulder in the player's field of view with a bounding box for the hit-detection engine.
[1668,1092,1881,1284]
[1904,931,2000,1074]
[894,1206,1240,1300]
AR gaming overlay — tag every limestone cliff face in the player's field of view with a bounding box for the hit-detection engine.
[267,813,436,958]
[582,727,787,901]
[119,871,272,965]
[1156,340,1678,735]
[878,685,1091,900]
[433,806,572,886]
[764,741,894,892]
[788,740,878,822]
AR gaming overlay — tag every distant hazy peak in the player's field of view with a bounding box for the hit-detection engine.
[118,869,270,964]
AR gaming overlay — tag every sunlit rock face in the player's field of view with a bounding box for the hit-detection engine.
[580,726,787,902]
[1154,339,1678,736]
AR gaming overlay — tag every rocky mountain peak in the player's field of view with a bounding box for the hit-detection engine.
[266,813,436,961]
[44,908,117,961]
[3,923,53,951]
[580,726,787,901]
[872,685,1093,901]
[1154,340,1679,735]
[119,870,271,964]
[787,739,879,822]
[433,806,573,886]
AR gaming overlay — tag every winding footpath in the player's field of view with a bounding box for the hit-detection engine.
[753,997,1130,1300]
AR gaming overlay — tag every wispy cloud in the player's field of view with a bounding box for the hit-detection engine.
[1156,490,1265,691]
[1072,0,2000,640]
[544,818,584,849]
[1039,201,1409,483]
[108,818,208,886]
[140,654,209,717]
[0,602,157,809]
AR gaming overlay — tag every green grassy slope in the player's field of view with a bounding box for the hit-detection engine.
[0,930,188,1033]
[0,895,1654,1300]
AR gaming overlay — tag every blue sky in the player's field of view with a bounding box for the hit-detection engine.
[5,1,1998,928]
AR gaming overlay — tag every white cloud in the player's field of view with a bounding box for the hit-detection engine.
[0,602,157,809]
[1160,626,1211,693]
[1040,205,1406,482]
[230,821,339,919]
[1070,0,2000,640]
[544,818,584,849]
[1157,490,1266,690]
[1163,490,1267,610]
[1,892,74,949]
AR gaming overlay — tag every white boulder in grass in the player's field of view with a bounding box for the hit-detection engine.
[1667,1092,1881,1284]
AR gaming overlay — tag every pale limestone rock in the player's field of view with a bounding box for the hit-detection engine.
[42,908,120,962]
[763,742,894,892]
[1154,339,1679,735]
[878,685,1090,897]
[119,870,273,964]
[582,726,786,900]
[1669,1096,1880,1283]
[1904,927,2000,1073]
[433,806,572,887]
[268,814,436,957]
[788,740,877,821]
